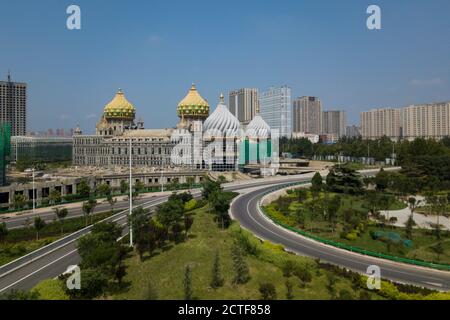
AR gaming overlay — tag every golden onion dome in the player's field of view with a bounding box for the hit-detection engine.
[103,89,136,120]
[177,84,209,119]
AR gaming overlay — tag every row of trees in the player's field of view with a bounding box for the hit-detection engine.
[64,222,130,299]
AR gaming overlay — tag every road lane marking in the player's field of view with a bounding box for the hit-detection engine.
[0,249,78,293]
[234,189,449,288]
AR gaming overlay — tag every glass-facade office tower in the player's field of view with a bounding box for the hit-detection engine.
[259,86,291,138]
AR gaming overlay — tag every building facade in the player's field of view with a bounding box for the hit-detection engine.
[259,86,291,137]
[401,102,450,140]
[292,96,322,135]
[360,108,401,140]
[228,88,259,125]
[345,125,361,138]
[11,136,72,163]
[73,85,245,172]
[0,73,26,136]
[323,110,346,138]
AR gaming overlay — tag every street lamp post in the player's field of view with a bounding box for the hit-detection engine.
[129,138,133,247]
[160,169,164,192]
[32,167,35,215]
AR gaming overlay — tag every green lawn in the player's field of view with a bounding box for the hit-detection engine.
[111,205,385,300]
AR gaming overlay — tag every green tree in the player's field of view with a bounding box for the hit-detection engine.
[156,199,184,229]
[48,189,62,205]
[293,265,312,288]
[13,194,27,210]
[34,216,46,240]
[77,221,127,284]
[404,215,415,240]
[326,273,337,299]
[325,195,341,233]
[65,268,109,300]
[408,197,421,220]
[259,282,277,300]
[338,289,353,300]
[285,280,294,300]
[120,180,129,194]
[77,179,91,198]
[183,265,193,300]
[0,222,8,243]
[311,172,323,192]
[184,213,194,238]
[135,180,145,193]
[296,188,308,202]
[96,183,111,197]
[231,243,250,284]
[431,242,444,261]
[107,193,117,212]
[375,168,389,191]
[53,207,69,235]
[201,177,222,201]
[82,199,97,227]
[210,251,224,289]
[212,191,231,229]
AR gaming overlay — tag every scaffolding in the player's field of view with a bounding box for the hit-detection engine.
[0,123,11,186]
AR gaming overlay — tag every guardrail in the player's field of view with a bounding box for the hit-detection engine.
[0,196,168,278]
[259,184,450,272]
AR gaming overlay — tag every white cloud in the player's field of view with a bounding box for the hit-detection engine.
[408,78,444,86]
[148,34,162,46]
[85,113,97,119]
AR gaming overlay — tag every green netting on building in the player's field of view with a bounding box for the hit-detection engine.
[0,123,11,186]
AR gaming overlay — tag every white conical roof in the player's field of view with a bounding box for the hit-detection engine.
[246,114,271,138]
[203,94,241,137]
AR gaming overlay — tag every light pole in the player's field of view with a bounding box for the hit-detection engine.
[32,167,35,215]
[128,138,133,247]
[160,168,164,192]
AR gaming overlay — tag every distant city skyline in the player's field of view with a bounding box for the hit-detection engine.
[2,0,449,133]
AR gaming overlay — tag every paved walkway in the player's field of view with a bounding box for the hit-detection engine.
[380,205,450,231]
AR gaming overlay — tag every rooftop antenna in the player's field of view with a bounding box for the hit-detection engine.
[7,70,11,82]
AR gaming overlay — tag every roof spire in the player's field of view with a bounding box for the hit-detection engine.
[7,70,11,82]
[219,93,224,103]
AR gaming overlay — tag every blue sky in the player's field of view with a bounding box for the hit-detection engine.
[1,0,449,133]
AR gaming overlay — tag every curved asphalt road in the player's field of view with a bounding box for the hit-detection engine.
[231,185,450,291]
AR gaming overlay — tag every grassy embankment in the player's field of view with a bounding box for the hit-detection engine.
[112,202,386,300]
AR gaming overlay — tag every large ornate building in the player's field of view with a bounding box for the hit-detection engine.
[73,84,253,171]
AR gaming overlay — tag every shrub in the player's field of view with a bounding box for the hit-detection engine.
[184,199,197,212]
[259,282,277,300]
[31,279,69,300]
[345,232,358,241]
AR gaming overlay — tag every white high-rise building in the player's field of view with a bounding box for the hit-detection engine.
[401,102,450,140]
[292,96,322,135]
[323,110,347,138]
[360,108,402,140]
[228,88,259,125]
[259,86,291,137]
